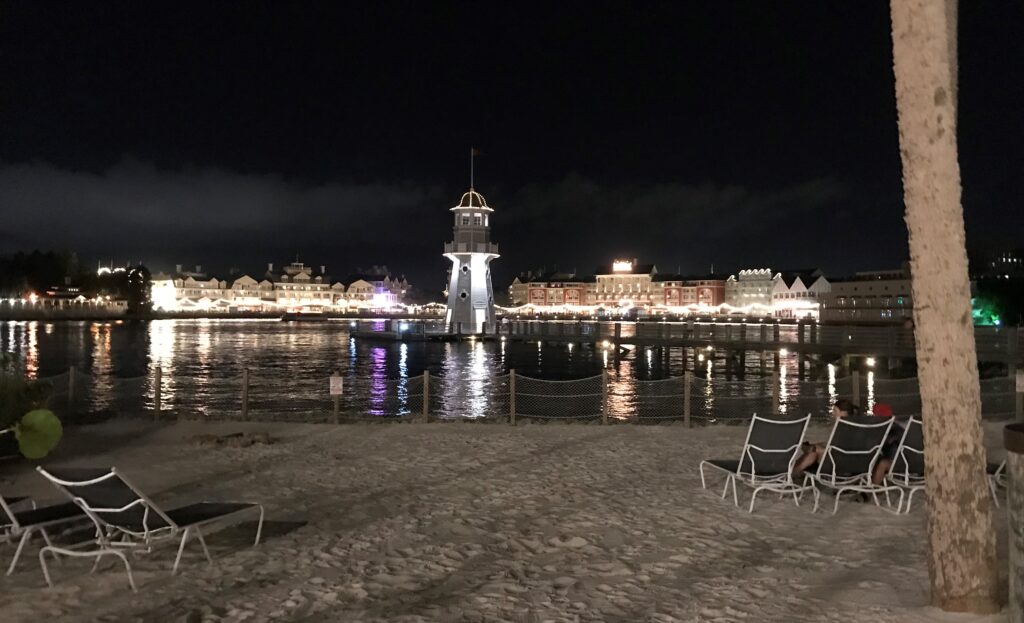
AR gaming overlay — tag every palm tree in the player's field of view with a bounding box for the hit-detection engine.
[889,0,998,612]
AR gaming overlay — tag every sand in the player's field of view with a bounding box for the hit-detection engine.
[0,419,1012,623]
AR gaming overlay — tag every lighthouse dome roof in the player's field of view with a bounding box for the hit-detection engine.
[452,188,493,211]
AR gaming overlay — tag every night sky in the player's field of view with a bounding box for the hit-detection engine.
[2,2,1022,291]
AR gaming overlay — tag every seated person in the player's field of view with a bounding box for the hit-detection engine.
[792,398,860,477]
[870,402,904,485]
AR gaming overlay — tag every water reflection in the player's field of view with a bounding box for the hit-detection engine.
[25,321,39,379]
[2,319,875,420]
[368,347,387,416]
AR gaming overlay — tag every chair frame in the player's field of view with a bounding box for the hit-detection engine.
[808,416,904,514]
[36,467,264,592]
[700,413,815,513]
[989,460,1007,507]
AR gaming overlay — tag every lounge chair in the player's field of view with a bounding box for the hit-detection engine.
[884,417,925,513]
[988,460,1006,507]
[699,413,813,512]
[1,494,86,575]
[808,415,904,514]
[36,467,264,591]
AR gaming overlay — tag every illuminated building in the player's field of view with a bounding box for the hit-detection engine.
[593,260,658,306]
[444,188,499,333]
[725,268,775,308]
[771,269,830,320]
[820,266,913,324]
[150,261,410,313]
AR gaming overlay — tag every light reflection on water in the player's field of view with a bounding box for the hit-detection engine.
[0,319,876,419]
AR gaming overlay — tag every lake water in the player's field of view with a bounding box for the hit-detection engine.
[2,318,1011,422]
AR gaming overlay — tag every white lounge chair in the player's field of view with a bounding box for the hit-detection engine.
[36,466,264,591]
[699,413,814,513]
[808,415,904,514]
[1,493,86,575]
[884,417,925,513]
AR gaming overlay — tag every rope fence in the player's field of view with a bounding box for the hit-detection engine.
[27,365,1024,425]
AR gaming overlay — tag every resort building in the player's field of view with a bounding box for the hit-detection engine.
[771,269,830,320]
[593,260,658,306]
[725,268,775,308]
[151,261,410,313]
[820,266,914,324]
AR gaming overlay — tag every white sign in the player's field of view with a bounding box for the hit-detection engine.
[330,375,344,396]
[1017,370,1024,393]
[612,260,633,273]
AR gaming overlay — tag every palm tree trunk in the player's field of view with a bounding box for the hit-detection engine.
[889,0,998,612]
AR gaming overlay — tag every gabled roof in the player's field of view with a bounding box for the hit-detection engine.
[776,269,824,288]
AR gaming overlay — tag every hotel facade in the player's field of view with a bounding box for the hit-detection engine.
[509,261,839,320]
[151,262,410,313]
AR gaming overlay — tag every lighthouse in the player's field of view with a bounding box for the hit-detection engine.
[444,187,499,333]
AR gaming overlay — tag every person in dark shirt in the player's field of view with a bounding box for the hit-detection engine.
[870,402,904,485]
[792,398,860,477]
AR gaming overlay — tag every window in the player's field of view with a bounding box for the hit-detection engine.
[473,215,482,226]
[462,215,470,226]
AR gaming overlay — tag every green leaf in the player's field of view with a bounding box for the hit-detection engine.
[15,409,62,460]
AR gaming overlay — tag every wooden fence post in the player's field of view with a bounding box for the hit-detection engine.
[852,370,861,408]
[67,366,75,409]
[422,370,430,423]
[154,365,162,420]
[771,369,780,415]
[684,371,692,428]
[509,370,516,425]
[241,368,250,420]
[602,369,609,425]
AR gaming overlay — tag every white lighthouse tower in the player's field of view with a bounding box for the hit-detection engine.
[444,187,499,334]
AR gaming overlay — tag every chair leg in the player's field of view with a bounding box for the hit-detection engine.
[748,487,760,513]
[989,477,1001,508]
[193,527,214,566]
[731,477,739,507]
[720,476,730,499]
[254,505,265,546]
[39,547,55,588]
[172,528,191,575]
[700,464,707,489]
[112,550,138,592]
[7,529,33,575]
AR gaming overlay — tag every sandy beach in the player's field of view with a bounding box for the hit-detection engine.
[0,419,1011,623]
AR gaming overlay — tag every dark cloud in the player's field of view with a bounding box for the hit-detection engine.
[0,160,892,291]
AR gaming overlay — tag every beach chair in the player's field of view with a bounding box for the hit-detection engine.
[699,413,813,513]
[884,417,924,513]
[809,415,904,514]
[1,494,86,575]
[987,460,1006,507]
[36,467,264,591]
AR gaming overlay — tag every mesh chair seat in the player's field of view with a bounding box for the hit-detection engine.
[703,459,740,472]
[12,502,83,528]
[165,502,259,527]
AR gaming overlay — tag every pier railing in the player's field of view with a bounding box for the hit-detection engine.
[349,319,1023,363]
[33,365,1023,425]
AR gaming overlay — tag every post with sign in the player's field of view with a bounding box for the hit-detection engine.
[330,372,343,424]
